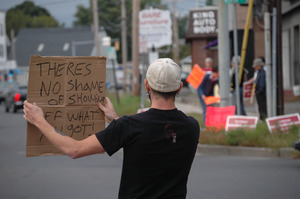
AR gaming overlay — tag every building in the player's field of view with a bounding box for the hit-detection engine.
[0,11,17,81]
[15,27,119,87]
[282,0,300,92]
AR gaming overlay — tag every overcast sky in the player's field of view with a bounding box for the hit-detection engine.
[0,0,206,28]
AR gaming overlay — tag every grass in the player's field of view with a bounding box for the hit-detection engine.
[107,92,299,149]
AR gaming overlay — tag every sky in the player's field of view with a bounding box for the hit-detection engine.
[0,0,206,28]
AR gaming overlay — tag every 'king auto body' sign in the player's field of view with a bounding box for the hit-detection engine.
[186,7,218,39]
[139,8,172,49]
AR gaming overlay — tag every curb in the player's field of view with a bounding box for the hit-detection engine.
[196,144,300,159]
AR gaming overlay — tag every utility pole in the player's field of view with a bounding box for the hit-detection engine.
[10,30,16,61]
[264,12,273,117]
[218,1,231,107]
[276,0,284,115]
[172,0,179,63]
[121,0,128,91]
[92,0,99,56]
[233,3,241,115]
[132,0,140,96]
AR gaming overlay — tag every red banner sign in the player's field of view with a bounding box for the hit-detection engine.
[225,115,258,131]
[205,106,235,130]
[266,113,300,133]
[243,81,253,101]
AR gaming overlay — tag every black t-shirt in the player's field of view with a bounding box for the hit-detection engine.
[96,108,200,199]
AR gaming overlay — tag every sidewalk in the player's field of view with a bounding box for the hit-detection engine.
[176,87,300,116]
[176,87,300,159]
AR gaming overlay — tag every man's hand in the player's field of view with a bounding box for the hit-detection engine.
[98,97,119,123]
[23,100,44,126]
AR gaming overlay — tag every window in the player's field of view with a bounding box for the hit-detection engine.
[37,43,44,52]
[63,42,70,51]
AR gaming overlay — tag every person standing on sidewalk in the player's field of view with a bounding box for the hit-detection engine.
[253,57,267,120]
[197,66,219,125]
[23,58,200,199]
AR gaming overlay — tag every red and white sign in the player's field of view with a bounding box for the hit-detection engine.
[243,81,253,101]
[266,113,300,133]
[139,8,172,48]
[225,115,258,131]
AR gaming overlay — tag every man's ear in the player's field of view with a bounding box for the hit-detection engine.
[144,79,150,92]
[177,81,183,94]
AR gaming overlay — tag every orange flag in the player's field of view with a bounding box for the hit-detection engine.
[186,64,206,89]
[204,96,220,105]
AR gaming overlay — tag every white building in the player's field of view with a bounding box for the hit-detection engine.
[0,11,17,80]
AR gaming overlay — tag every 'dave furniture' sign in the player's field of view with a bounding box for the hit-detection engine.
[26,55,106,157]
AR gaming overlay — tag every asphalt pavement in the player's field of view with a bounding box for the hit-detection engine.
[1,100,300,199]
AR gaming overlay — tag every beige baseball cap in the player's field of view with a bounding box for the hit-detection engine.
[146,58,182,92]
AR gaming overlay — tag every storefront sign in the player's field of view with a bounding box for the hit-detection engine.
[139,8,172,48]
[186,8,218,39]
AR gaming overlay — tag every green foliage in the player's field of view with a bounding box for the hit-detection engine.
[107,92,150,116]
[73,5,93,27]
[206,0,214,6]
[6,1,59,39]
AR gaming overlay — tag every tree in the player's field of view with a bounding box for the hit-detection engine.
[6,1,60,39]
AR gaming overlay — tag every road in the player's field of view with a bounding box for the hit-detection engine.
[0,106,300,199]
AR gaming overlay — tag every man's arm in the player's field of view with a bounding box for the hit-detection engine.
[23,101,105,159]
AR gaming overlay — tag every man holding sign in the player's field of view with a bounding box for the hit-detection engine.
[197,66,219,124]
[24,58,200,199]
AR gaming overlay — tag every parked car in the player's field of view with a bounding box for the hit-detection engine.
[5,84,27,113]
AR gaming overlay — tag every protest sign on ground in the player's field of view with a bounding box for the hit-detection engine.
[205,106,235,130]
[266,113,300,133]
[26,55,106,157]
[225,115,258,131]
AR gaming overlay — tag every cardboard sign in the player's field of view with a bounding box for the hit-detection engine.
[243,81,253,101]
[266,113,300,133]
[186,64,206,89]
[205,106,235,130]
[225,115,258,131]
[26,55,106,157]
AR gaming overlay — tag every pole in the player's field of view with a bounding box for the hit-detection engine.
[238,0,254,84]
[276,0,284,115]
[218,0,231,107]
[112,59,120,104]
[10,30,16,61]
[140,54,147,109]
[272,8,277,117]
[264,12,272,117]
[92,0,99,56]
[233,3,241,115]
[172,0,179,63]
[121,0,128,91]
[132,0,140,96]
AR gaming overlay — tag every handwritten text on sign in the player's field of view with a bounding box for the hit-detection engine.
[26,55,106,157]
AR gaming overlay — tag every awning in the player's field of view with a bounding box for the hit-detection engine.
[205,39,218,49]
